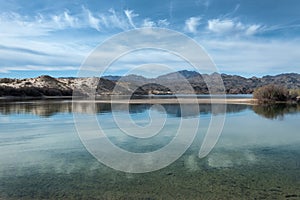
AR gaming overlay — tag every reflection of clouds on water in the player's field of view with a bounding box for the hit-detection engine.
[0,150,103,177]
[0,112,86,177]
[184,155,200,171]
[207,150,257,168]
[0,115,10,122]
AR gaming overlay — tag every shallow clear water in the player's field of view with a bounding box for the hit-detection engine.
[0,100,299,199]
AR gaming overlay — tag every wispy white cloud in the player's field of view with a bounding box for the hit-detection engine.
[51,10,79,29]
[0,11,80,37]
[0,7,136,37]
[124,9,138,28]
[83,7,101,31]
[142,18,170,28]
[184,17,201,34]
[0,7,176,75]
[158,19,170,27]
[104,8,129,30]
[223,4,240,18]
[261,22,300,33]
[207,18,261,36]
[0,12,53,37]
[63,11,77,27]
[83,6,130,31]
[245,24,261,36]
[142,18,156,27]
[208,19,235,33]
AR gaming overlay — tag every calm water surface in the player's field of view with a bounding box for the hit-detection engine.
[0,100,299,199]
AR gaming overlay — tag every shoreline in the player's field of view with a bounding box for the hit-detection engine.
[0,96,257,105]
[83,98,257,105]
[0,96,73,100]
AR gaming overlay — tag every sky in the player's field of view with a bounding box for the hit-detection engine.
[0,0,300,78]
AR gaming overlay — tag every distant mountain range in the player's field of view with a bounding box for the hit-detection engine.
[0,70,300,97]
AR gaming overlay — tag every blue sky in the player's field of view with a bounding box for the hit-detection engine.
[0,0,300,78]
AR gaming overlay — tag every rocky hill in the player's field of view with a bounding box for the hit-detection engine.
[104,70,300,95]
[0,76,117,97]
[0,75,73,97]
[0,71,299,97]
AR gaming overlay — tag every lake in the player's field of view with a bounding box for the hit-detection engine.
[0,100,299,199]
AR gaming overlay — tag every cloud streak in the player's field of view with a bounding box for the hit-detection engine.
[124,9,138,28]
[0,45,50,56]
[84,8,101,31]
[0,37,90,74]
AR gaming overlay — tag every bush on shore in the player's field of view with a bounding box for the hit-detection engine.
[253,84,289,102]
[253,84,300,102]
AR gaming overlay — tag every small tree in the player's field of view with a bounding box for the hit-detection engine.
[253,84,289,102]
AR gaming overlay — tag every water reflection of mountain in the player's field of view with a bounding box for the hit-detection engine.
[0,101,252,118]
[153,104,249,117]
[0,101,72,117]
[1,101,299,119]
[253,103,300,120]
